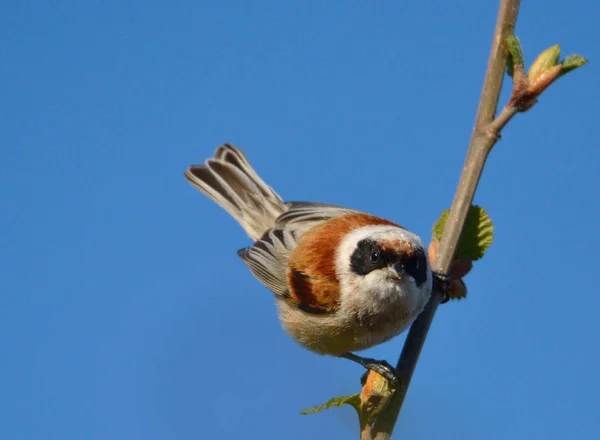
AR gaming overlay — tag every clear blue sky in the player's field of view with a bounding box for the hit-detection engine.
[2,2,599,439]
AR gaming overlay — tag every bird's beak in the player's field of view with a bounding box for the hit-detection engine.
[388,264,404,280]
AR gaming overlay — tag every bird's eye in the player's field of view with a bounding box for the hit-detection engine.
[350,239,386,276]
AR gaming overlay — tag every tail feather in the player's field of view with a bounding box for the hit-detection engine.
[185,144,287,240]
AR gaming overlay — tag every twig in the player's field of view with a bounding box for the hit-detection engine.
[370,1,521,438]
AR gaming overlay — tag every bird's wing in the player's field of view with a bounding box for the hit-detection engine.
[237,227,299,297]
[276,202,362,233]
[237,202,363,304]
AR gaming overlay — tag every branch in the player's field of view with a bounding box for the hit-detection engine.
[299,2,586,435]
[371,1,521,438]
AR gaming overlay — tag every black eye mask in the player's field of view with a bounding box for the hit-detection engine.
[350,239,428,287]
[350,239,388,275]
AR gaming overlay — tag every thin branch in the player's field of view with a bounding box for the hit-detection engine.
[487,105,519,135]
[370,1,521,438]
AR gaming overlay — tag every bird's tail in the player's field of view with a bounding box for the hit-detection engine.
[185,144,287,240]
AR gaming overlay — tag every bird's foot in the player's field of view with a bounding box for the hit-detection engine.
[342,353,399,389]
[432,270,452,303]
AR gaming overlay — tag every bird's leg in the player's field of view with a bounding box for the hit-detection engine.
[341,352,399,388]
[432,270,452,304]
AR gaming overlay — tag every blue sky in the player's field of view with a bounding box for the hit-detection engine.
[2,1,599,439]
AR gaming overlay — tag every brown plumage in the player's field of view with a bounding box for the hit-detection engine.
[286,214,400,313]
[379,239,419,258]
[185,144,433,383]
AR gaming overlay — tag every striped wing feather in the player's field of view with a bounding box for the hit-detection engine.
[237,202,361,306]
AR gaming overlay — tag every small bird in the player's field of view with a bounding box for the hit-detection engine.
[185,144,441,384]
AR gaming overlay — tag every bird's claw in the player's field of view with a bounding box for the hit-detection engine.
[433,270,452,303]
[359,360,399,389]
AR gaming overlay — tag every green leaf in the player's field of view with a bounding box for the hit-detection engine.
[432,210,450,243]
[505,35,524,77]
[561,54,588,75]
[432,205,494,261]
[300,394,361,416]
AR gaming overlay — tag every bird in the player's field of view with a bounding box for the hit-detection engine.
[184,144,444,384]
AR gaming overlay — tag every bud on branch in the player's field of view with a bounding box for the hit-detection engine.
[505,36,587,111]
